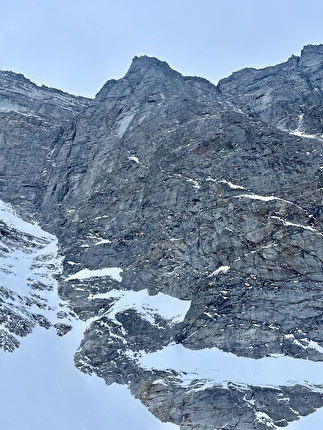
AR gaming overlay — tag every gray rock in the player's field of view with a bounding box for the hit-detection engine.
[218,44,323,135]
[1,48,323,428]
[0,71,90,214]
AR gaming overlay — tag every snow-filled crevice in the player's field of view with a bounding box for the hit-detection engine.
[288,114,323,140]
[0,200,72,350]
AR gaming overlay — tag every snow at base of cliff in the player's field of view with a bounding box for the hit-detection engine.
[0,322,178,430]
[0,200,178,430]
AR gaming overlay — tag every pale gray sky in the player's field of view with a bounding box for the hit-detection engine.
[1,0,323,97]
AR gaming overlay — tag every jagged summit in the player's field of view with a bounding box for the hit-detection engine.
[299,43,323,67]
[127,55,178,76]
[0,68,90,123]
[95,54,220,104]
[127,55,181,86]
[0,70,35,86]
[0,69,90,102]
[95,55,189,102]
[124,55,217,88]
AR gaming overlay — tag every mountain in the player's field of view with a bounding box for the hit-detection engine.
[1,45,323,429]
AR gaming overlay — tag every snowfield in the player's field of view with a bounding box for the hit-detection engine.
[286,408,323,429]
[138,343,323,388]
[0,200,178,430]
[0,322,179,430]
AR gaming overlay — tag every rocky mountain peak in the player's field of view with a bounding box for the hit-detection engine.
[0,70,35,90]
[299,43,323,68]
[126,55,179,78]
[122,55,219,95]
[94,55,187,104]
[0,69,90,123]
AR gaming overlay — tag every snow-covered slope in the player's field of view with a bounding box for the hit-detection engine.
[0,199,69,351]
[0,200,178,430]
[138,343,323,388]
[0,324,178,430]
[286,409,323,429]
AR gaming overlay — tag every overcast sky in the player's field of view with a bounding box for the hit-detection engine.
[1,0,323,97]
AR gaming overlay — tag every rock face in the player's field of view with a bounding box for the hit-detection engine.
[218,44,323,135]
[1,47,323,428]
[0,71,90,214]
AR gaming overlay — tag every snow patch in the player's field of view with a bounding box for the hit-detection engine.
[288,113,323,140]
[208,266,230,277]
[0,199,64,324]
[0,200,178,429]
[186,178,200,189]
[286,408,323,429]
[206,177,246,190]
[284,332,323,355]
[308,340,323,354]
[235,193,281,202]
[270,216,322,235]
[94,239,112,245]
[128,155,140,163]
[66,267,123,282]
[218,179,246,190]
[66,261,79,266]
[90,289,191,325]
[138,343,323,389]
[255,411,276,429]
[290,130,323,140]
[0,200,49,238]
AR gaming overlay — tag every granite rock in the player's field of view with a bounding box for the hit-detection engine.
[1,47,323,428]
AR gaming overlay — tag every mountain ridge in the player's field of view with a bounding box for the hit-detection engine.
[1,45,323,429]
[217,43,323,136]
